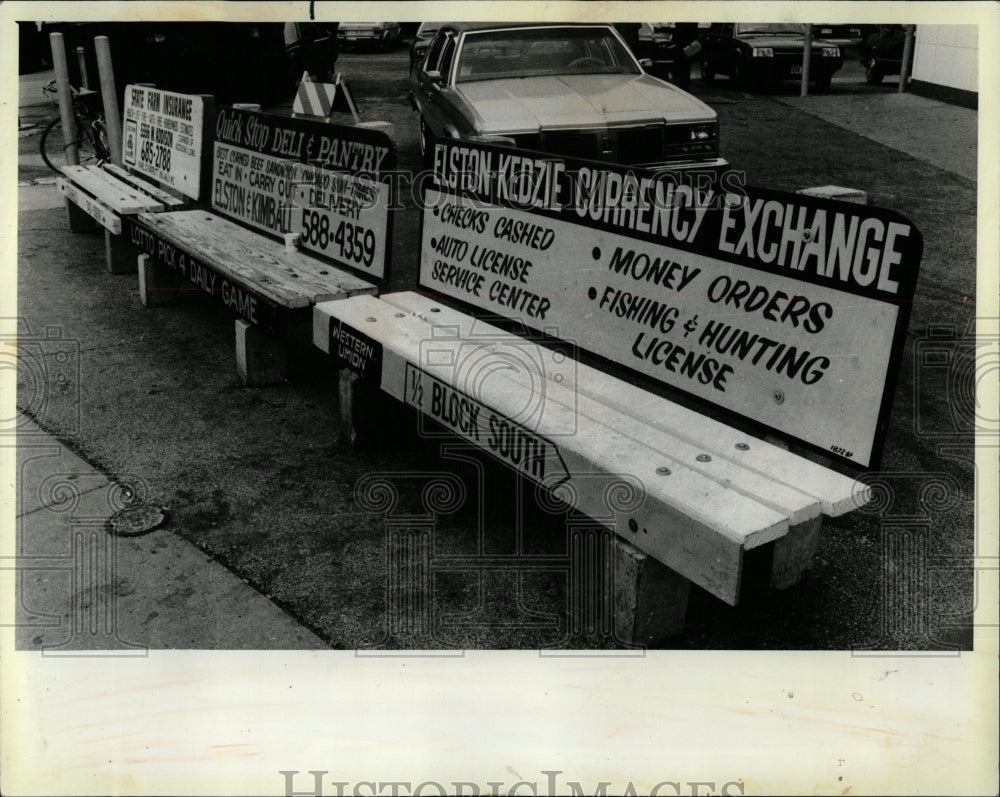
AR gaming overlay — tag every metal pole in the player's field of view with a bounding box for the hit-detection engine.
[76,46,91,90]
[898,25,915,94]
[800,24,812,97]
[94,36,123,166]
[49,32,79,166]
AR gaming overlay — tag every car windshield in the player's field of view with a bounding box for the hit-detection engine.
[735,23,804,36]
[455,26,640,82]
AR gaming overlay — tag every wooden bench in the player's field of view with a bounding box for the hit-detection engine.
[126,104,396,385]
[57,85,212,274]
[315,291,866,640]
[313,138,922,644]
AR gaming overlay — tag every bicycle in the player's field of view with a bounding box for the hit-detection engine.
[39,79,111,173]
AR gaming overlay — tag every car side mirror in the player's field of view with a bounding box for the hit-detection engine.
[426,69,443,83]
[638,58,653,69]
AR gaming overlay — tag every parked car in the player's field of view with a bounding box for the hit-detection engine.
[410,22,726,171]
[698,22,843,91]
[813,23,864,48]
[632,23,685,85]
[410,22,443,71]
[860,25,913,84]
[337,22,403,50]
[284,22,338,82]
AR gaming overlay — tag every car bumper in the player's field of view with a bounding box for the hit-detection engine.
[747,57,843,80]
[642,156,730,174]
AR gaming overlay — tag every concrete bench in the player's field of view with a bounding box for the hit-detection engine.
[57,85,213,275]
[125,103,395,385]
[314,291,869,642]
[309,135,920,644]
[126,210,376,385]
[57,163,186,272]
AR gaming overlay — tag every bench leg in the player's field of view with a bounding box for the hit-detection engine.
[105,229,136,274]
[614,537,691,645]
[235,319,287,386]
[770,516,823,590]
[137,253,180,307]
[338,368,386,447]
[64,197,98,233]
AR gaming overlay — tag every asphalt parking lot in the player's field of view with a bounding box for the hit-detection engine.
[14,38,979,650]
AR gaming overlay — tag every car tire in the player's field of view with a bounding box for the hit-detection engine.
[418,117,435,167]
[865,58,884,85]
[700,60,715,84]
[814,72,832,93]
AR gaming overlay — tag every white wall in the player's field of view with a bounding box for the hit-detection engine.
[911,25,978,93]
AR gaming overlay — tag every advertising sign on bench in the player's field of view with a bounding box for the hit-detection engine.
[211,106,396,284]
[419,140,922,467]
[122,84,210,199]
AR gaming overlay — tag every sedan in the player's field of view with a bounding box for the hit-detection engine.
[337,22,403,50]
[410,23,727,171]
[699,22,843,91]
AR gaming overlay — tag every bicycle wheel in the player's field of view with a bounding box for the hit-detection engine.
[39,116,103,173]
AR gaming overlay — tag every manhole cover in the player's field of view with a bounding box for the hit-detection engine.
[108,504,168,537]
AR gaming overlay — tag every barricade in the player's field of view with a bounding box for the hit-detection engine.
[313,139,923,643]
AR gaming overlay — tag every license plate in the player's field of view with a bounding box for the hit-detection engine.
[791,65,803,75]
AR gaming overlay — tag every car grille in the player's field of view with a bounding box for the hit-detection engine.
[513,124,715,166]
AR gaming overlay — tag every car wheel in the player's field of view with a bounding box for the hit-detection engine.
[865,58,884,85]
[814,72,832,92]
[418,117,435,166]
[700,59,715,84]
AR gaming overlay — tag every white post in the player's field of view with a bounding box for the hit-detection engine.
[49,32,79,165]
[76,46,91,90]
[800,24,812,97]
[898,25,915,94]
[94,35,122,166]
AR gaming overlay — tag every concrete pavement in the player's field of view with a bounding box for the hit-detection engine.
[14,413,326,650]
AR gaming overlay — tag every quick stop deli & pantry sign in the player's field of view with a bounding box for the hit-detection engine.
[420,140,922,467]
[212,106,395,281]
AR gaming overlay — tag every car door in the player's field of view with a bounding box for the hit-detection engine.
[415,30,460,139]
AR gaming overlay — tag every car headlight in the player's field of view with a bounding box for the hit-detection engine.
[822,46,840,57]
[690,123,716,142]
[752,47,774,57]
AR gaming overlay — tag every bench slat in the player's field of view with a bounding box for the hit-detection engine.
[380,292,869,517]
[60,165,166,214]
[136,210,376,309]
[316,295,792,606]
[56,178,122,234]
[374,303,822,528]
[102,164,186,209]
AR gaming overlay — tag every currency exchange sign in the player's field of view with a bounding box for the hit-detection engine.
[418,139,922,467]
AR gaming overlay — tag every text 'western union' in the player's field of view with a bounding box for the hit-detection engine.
[429,380,549,481]
[336,325,377,370]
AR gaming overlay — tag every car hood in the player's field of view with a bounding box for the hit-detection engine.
[454,74,715,135]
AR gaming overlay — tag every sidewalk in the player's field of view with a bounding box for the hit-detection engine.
[14,413,326,650]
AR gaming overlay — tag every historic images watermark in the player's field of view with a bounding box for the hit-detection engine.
[853,319,998,654]
[279,769,746,796]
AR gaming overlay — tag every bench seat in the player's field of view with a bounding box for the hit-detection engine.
[134,209,377,311]
[57,164,182,234]
[131,209,378,385]
[378,292,869,520]
[314,293,870,606]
